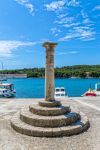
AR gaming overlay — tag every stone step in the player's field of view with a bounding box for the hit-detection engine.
[11,112,89,137]
[20,108,80,127]
[39,100,61,107]
[29,104,71,116]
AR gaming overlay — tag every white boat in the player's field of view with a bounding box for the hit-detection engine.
[94,83,100,96]
[55,87,67,99]
[0,83,16,98]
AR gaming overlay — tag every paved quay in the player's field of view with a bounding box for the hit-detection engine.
[0,97,100,150]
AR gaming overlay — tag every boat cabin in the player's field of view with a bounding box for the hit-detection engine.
[95,83,100,91]
[0,83,14,91]
[55,87,66,98]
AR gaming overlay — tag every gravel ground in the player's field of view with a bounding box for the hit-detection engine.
[0,97,100,150]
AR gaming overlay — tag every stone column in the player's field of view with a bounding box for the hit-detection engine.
[43,42,57,101]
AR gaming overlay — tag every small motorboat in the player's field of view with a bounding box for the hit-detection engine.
[94,83,100,96]
[82,87,96,97]
[0,83,16,98]
[55,87,67,98]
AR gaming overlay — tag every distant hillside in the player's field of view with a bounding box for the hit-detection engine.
[0,65,100,78]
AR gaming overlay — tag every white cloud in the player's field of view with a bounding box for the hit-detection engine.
[93,5,100,11]
[45,0,80,11]
[81,10,92,25]
[44,0,95,41]
[83,18,90,24]
[14,0,35,15]
[74,26,95,39]
[69,51,79,54]
[56,51,79,55]
[81,10,88,19]
[59,26,95,41]
[59,34,77,41]
[45,0,65,11]
[67,0,80,7]
[55,16,74,24]
[57,13,68,19]
[63,22,80,27]
[0,40,36,57]
[51,27,61,36]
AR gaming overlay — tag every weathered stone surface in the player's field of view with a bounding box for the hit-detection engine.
[39,100,61,107]
[20,108,80,127]
[29,104,71,116]
[61,112,89,136]
[43,42,57,101]
[2,98,100,150]
[11,111,89,137]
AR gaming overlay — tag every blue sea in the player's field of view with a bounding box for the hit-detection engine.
[6,78,100,98]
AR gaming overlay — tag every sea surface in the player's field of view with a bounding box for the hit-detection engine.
[6,78,100,98]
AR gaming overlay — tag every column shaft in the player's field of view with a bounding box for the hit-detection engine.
[43,42,57,101]
[45,47,54,101]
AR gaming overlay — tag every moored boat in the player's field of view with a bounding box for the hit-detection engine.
[0,83,16,98]
[94,83,100,96]
[55,87,67,98]
[82,87,96,97]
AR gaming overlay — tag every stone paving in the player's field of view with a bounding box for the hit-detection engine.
[0,97,100,150]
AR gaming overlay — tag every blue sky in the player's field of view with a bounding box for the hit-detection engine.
[0,0,100,69]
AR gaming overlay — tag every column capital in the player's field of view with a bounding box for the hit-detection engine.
[43,42,58,49]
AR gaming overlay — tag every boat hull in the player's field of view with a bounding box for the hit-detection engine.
[0,92,16,98]
[94,91,100,96]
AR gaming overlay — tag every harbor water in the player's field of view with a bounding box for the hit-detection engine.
[6,78,100,98]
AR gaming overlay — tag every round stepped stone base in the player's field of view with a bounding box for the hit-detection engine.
[11,100,90,137]
[11,112,89,137]
[29,105,71,116]
[39,100,61,107]
[20,108,80,127]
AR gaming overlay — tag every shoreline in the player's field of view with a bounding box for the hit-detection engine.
[6,77,100,79]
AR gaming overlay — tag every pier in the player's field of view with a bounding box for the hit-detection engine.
[0,73,27,79]
[0,97,100,150]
